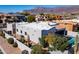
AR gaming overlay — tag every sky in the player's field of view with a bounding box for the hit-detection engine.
[0,5,64,13]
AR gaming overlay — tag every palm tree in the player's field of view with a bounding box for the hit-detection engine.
[45,33,56,47]
[48,34,68,52]
[39,36,48,48]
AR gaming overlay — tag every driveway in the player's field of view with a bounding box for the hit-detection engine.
[0,36,21,54]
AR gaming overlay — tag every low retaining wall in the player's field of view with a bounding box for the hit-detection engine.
[4,32,32,54]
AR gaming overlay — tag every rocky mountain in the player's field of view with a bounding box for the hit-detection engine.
[23,6,79,14]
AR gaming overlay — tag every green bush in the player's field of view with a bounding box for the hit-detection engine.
[2,33,5,38]
[0,31,3,36]
[0,31,5,38]
[21,50,29,54]
[7,38,14,44]
[13,42,18,48]
[19,38,25,43]
[19,36,25,43]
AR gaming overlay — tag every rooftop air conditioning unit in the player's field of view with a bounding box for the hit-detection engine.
[48,22,57,26]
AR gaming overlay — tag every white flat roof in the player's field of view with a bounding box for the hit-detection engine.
[63,19,79,23]
[16,21,56,30]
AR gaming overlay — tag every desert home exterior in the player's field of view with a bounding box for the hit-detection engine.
[1,5,79,54]
[4,21,67,44]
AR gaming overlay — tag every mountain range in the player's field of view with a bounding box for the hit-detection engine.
[23,6,79,15]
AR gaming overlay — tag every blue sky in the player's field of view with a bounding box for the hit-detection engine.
[0,5,64,13]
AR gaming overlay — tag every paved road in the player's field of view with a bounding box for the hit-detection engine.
[0,36,21,54]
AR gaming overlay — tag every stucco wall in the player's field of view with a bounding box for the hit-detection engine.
[4,32,32,54]
[16,25,41,43]
[6,23,13,31]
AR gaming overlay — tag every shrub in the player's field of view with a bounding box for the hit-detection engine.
[21,50,29,54]
[19,36,25,43]
[7,38,14,44]
[2,33,5,38]
[0,31,3,36]
[13,42,18,48]
[19,38,25,43]
[31,44,43,54]
[0,31,5,38]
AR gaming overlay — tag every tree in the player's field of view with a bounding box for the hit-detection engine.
[31,44,50,54]
[18,12,31,16]
[45,33,56,46]
[48,34,68,52]
[27,15,35,22]
[39,36,49,48]
[40,13,44,15]
[31,44,43,54]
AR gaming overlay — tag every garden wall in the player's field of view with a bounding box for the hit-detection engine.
[4,32,32,54]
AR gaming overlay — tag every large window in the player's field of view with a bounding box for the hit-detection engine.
[25,32,27,35]
[17,16,26,22]
[20,30,22,33]
[17,29,18,32]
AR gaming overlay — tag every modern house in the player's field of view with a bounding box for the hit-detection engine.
[0,13,26,31]
[15,21,67,43]
[0,13,26,23]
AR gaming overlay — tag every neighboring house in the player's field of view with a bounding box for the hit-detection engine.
[0,13,26,31]
[35,14,47,21]
[54,19,79,31]
[0,23,7,31]
[15,21,67,44]
[0,13,26,23]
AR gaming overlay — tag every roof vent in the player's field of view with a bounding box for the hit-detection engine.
[48,22,57,26]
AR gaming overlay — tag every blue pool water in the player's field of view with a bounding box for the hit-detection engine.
[68,37,75,46]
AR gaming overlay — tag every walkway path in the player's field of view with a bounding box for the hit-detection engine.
[0,36,21,54]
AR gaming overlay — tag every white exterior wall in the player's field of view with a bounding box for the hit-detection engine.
[15,22,56,44]
[67,31,78,37]
[25,28,41,43]
[16,24,42,43]
[6,23,13,31]
[4,32,32,53]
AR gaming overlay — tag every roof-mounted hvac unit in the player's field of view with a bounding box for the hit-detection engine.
[48,22,57,26]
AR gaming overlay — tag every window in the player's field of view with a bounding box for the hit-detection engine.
[20,30,22,33]
[17,29,18,32]
[25,32,27,35]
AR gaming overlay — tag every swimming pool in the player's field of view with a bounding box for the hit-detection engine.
[68,37,75,46]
